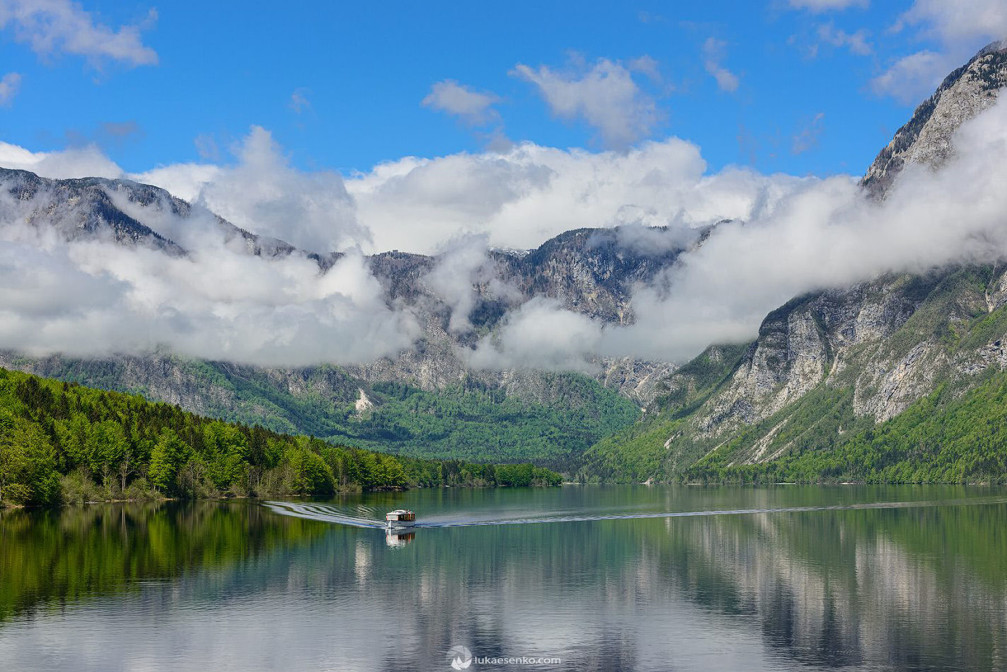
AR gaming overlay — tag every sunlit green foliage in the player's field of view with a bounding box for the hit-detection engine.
[579,343,749,483]
[344,377,640,469]
[0,368,561,508]
[40,358,638,468]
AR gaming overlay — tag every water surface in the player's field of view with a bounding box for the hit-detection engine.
[1,485,1006,671]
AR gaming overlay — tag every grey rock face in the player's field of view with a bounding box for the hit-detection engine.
[862,41,1007,199]
[0,167,297,259]
[1,168,185,254]
[696,274,936,437]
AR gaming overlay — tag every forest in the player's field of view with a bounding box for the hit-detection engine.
[0,367,561,508]
[34,359,641,470]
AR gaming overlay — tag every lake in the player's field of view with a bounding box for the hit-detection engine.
[1,485,1006,671]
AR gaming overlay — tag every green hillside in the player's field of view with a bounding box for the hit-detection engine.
[20,357,640,470]
[687,369,1007,484]
[0,367,560,508]
[581,266,1007,485]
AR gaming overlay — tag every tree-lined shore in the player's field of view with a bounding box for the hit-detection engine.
[0,368,561,508]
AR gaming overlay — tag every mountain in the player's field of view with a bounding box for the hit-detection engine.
[0,167,300,258]
[0,169,691,467]
[862,40,1007,199]
[6,44,1005,478]
[584,41,1007,483]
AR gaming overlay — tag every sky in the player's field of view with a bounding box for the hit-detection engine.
[1,0,1007,368]
[0,0,1004,182]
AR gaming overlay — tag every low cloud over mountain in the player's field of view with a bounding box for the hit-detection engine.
[2,49,1007,369]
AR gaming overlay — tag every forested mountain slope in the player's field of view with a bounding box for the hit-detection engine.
[583,42,1007,484]
[0,366,560,507]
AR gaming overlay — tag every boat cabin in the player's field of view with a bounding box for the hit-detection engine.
[385,509,416,528]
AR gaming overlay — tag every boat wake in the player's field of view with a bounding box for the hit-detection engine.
[263,496,1007,530]
[263,502,387,528]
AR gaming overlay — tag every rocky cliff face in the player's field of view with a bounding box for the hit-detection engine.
[0,167,300,258]
[862,41,1007,199]
[697,273,939,436]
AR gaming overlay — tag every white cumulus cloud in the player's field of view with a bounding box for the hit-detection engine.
[511,56,659,148]
[6,92,1007,371]
[872,0,1007,105]
[135,126,367,254]
[0,0,158,67]
[702,38,740,92]
[346,139,803,255]
[422,80,500,126]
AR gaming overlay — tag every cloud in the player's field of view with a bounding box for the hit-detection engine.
[8,97,1007,372]
[512,56,660,148]
[0,140,123,178]
[895,0,1007,47]
[595,96,1007,362]
[447,97,1007,368]
[0,72,20,105]
[872,1,1007,105]
[0,0,158,67]
[787,0,868,11]
[422,234,520,334]
[422,80,500,126]
[3,127,796,260]
[816,22,872,55]
[702,38,740,92]
[607,223,702,257]
[136,126,367,254]
[0,126,365,255]
[870,50,959,105]
[289,88,311,114]
[627,55,663,84]
[346,139,803,255]
[0,187,419,365]
[469,297,603,372]
[792,112,825,154]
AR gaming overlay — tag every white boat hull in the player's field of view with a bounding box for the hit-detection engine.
[386,520,416,529]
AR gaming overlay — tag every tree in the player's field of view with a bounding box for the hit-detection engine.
[0,412,23,505]
[0,412,60,506]
[88,420,128,488]
[281,445,335,496]
[149,428,186,494]
[202,422,249,490]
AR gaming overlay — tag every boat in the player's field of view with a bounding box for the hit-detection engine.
[385,509,416,529]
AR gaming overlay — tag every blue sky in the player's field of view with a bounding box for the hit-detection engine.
[0,0,1004,180]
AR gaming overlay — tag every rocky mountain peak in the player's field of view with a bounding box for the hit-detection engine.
[862,40,1007,199]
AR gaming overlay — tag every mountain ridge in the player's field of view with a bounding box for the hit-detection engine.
[584,41,1007,482]
[4,42,1007,474]
[862,40,1007,199]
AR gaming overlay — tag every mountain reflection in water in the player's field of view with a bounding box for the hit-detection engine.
[1,486,1005,671]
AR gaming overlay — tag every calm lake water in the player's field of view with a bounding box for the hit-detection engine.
[2,485,1007,671]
